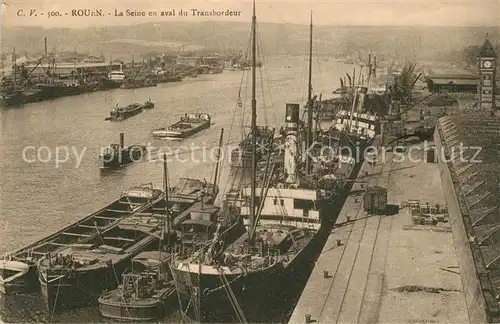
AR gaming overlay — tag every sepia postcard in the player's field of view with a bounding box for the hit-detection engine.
[0,0,499,323]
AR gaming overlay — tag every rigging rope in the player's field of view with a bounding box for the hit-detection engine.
[256,23,278,129]
[217,267,248,323]
[49,272,63,323]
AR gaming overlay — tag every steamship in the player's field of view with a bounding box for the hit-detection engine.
[170,7,368,322]
[170,102,355,322]
[325,85,380,158]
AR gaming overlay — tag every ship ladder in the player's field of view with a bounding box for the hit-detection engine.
[217,267,247,323]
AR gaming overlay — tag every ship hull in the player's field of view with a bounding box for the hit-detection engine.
[109,107,143,121]
[40,265,121,312]
[152,121,210,139]
[38,239,158,313]
[120,81,157,89]
[171,224,322,323]
[1,89,44,107]
[100,146,146,168]
[98,286,177,321]
[171,260,284,323]
[0,261,38,295]
[156,76,182,83]
[0,189,162,295]
[37,85,86,100]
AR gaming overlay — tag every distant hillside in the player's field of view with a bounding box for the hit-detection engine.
[2,22,498,62]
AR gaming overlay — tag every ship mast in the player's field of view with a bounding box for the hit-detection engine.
[163,153,171,249]
[13,47,16,91]
[249,0,257,245]
[306,11,313,175]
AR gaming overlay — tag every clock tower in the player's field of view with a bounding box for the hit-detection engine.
[477,35,497,112]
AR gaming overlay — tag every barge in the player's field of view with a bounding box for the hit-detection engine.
[106,103,143,121]
[0,185,162,295]
[152,113,211,139]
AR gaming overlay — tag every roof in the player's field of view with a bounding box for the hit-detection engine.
[437,113,500,321]
[181,219,214,227]
[189,203,219,214]
[426,78,478,86]
[134,251,171,261]
[479,38,497,57]
[427,74,478,80]
[132,251,172,265]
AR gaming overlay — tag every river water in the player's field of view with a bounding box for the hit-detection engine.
[0,56,353,323]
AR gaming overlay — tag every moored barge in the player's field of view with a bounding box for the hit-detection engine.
[0,185,163,295]
[38,178,219,313]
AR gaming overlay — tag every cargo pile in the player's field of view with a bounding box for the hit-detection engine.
[408,200,448,225]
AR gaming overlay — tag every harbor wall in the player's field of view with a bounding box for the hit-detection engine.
[434,127,489,323]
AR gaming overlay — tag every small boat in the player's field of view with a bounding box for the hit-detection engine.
[106,103,143,121]
[98,251,177,321]
[152,113,211,139]
[0,185,163,295]
[141,99,154,109]
[99,133,146,169]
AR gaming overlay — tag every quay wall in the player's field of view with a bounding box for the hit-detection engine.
[434,127,489,323]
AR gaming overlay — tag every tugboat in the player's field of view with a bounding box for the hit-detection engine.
[152,113,211,139]
[99,133,146,169]
[106,103,143,121]
[0,185,163,295]
[141,99,154,109]
[98,251,177,321]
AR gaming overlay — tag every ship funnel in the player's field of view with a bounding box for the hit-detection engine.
[372,55,377,76]
[120,133,124,149]
[356,86,368,112]
[286,103,300,125]
[285,103,300,184]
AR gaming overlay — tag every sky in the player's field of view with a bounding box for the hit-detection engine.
[1,0,499,28]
